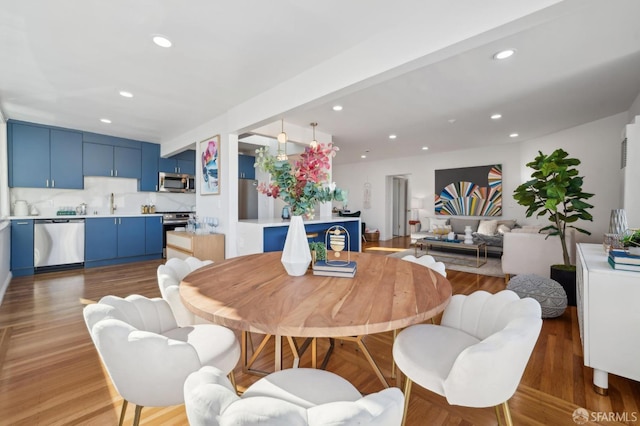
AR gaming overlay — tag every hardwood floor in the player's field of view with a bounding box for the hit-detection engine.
[0,239,638,425]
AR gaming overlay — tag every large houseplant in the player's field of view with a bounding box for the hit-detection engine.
[513,149,594,304]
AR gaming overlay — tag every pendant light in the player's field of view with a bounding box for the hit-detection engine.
[310,122,318,148]
[276,119,288,161]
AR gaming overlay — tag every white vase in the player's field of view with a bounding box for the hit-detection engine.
[464,225,473,244]
[281,215,312,276]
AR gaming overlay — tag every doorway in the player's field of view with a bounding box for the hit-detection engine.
[391,176,408,237]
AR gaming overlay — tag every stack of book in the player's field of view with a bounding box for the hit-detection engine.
[608,249,640,272]
[312,260,357,278]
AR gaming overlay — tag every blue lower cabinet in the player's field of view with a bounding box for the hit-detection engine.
[11,220,34,276]
[145,216,163,255]
[263,221,360,252]
[85,216,161,267]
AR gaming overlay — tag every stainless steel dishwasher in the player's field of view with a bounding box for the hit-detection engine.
[34,218,85,270]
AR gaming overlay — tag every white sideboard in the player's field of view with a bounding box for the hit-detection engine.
[576,243,640,395]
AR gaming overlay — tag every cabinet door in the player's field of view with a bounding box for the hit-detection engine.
[114,146,142,179]
[140,143,160,191]
[177,159,195,175]
[238,155,255,179]
[50,129,83,189]
[117,217,146,258]
[158,157,178,173]
[11,220,34,273]
[85,218,118,261]
[145,216,163,254]
[83,143,114,177]
[10,123,50,188]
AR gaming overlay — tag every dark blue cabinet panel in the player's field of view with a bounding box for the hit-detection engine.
[9,123,50,188]
[263,220,360,252]
[50,129,83,189]
[83,143,114,177]
[140,143,159,191]
[117,217,145,258]
[159,150,195,174]
[85,218,118,261]
[145,216,163,254]
[114,146,142,179]
[10,220,34,275]
[238,155,255,179]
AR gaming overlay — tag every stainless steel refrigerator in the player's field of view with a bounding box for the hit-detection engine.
[238,179,258,219]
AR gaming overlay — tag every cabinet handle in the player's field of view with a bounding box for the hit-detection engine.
[115,169,118,177]
[156,185,158,191]
[111,169,114,177]
[119,218,121,225]
[52,179,55,188]
[16,221,29,225]
[114,218,117,225]
[46,179,49,188]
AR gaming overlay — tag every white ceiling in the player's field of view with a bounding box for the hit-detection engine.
[2,0,640,165]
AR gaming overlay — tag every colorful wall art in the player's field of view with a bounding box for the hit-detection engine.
[434,164,502,216]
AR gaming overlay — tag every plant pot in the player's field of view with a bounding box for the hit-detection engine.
[550,265,577,307]
[627,246,640,256]
[281,215,312,276]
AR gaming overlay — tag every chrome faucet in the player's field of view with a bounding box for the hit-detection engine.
[110,193,117,214]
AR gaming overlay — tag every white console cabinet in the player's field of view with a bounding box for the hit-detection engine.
[576,243,640,394]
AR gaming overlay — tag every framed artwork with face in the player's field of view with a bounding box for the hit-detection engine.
[200,135,220,195]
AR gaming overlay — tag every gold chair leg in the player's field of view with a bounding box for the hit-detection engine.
[118,400,128,426]
[495,405,503,426]
[401,377,412,426]
[132,405,143,426]
[494,401,513,426]
[228,370,238,395]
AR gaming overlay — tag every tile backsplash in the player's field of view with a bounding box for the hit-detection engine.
[9,177,195,216]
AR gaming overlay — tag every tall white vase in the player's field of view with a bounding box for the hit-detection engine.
[281,215,312,276]
[463,225,473,244]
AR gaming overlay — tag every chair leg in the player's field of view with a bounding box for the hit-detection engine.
[228,370,238,395]
[118,400,128,426]
[494,401,513,426]
[401,377,413,426]
[132,405,143,426]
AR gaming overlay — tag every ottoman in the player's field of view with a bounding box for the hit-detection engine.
[507,274,567,318]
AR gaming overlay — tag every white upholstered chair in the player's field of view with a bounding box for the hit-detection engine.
[184,366,405,426]
[401,254,447,277]
[157,257,213,326]
[393,290,542,426]
[83,294,240,426]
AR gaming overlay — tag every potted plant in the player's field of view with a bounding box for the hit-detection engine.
[621,229,640,255]
[309,241,327,265]
[513,149,594,305]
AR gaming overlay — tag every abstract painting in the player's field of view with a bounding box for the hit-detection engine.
[200,135,220,195]
[434,164,502,216]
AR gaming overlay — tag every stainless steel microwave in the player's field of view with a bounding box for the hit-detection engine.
[159,172,195,193]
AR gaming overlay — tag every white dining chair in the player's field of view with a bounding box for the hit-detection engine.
[401,254,446,277]
[393,290,542,426]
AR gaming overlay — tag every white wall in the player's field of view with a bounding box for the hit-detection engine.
[628,91,640,122]
[333,112,628,244]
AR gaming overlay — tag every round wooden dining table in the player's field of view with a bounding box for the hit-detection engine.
[180,251,452,387]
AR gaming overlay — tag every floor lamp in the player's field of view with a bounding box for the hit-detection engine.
[411,197,424,221]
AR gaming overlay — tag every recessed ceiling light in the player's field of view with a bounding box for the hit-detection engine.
[448,118,457,124]
[389,134,397,140]
[361,155,367,159]
[100,118,112,124]
[493,49,516,60]
[119,90,133,98]
[422,146,429,151]
[153,35,172,48]
[332,105,343,111]
[491,113,502,120]
[509,133,519,138]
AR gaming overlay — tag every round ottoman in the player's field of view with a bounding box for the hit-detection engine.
[507,274,568,318]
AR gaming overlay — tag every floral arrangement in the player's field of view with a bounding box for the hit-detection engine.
[254,143,347,218]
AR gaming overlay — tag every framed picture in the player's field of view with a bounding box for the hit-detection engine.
[434,164,502,216]
[200,135,220,195]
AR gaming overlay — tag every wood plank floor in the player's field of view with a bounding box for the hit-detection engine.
[1,238,638,425]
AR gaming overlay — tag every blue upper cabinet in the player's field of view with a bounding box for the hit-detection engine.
[8,121,83,189]
[159,149,196,175]
[239,155,256,179]
[140,142,160,192]
[83,142,142,179]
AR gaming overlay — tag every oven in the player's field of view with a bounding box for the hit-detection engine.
[159,211,191,257]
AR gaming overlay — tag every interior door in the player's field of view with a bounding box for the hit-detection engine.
[392,177,408,236]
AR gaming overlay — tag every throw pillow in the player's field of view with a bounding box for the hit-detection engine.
[429,218,449,231]
[420,217,431,232]
[477,219,498,235]
[497,224,512,234]
[497,219,517,229]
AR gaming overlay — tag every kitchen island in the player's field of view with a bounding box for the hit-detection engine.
[236,217,361,256]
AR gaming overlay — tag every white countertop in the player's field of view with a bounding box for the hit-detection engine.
[238,216,360,227]
[6,213,163,220]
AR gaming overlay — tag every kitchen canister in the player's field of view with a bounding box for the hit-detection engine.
[14,200,29,216]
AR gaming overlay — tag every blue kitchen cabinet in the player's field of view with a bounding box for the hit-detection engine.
[263,220,361,252]
[238,154,255,179]
[117,217,146,258]
[83,143,142,179]
[159,150,196,174]
[50,129,83,189]
[10,219,34,276]
[145,216,163,254]
[140,142,160,192]
[8,121,83,189]
[85,218,118,261]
